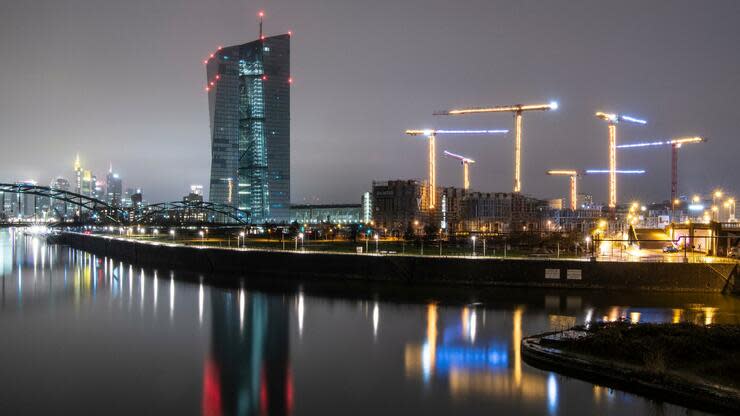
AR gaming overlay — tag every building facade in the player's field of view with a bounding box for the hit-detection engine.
[51,177,71,217]
[371,179,553,235]
[371,180,430,233]
[290,204,361,224]
[206,34,291,223]
[106,169,123,207]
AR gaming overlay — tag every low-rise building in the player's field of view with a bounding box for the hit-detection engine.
[290,204,362,224]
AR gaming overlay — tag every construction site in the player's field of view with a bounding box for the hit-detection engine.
[367,100,738,260]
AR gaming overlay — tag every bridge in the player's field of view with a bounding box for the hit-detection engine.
[0,183,250,225]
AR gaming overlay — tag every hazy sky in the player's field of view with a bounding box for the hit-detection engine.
[1,0,738,204]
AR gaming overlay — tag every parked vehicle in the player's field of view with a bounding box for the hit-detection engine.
[662,245,679,253]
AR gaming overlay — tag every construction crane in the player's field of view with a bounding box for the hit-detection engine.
[443,151,475,190]
[434,101,558,194]
[617,136,706,205]
[546,170,579,210]
[546,169,647,210]
[595,112,647,209]
[405,129,508,209]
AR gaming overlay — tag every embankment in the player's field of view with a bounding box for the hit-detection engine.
[55,233,737,293]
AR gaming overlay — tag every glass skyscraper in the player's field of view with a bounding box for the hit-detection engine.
[206,34,291,223]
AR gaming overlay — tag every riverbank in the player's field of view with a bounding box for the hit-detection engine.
[522,322,740,414]
[53,232,738,293]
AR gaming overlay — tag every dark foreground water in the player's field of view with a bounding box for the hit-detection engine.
[0,230,737,415]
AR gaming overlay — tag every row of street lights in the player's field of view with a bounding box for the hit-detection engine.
[124,226,520,258]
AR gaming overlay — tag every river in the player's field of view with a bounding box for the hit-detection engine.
[0,229,736,415]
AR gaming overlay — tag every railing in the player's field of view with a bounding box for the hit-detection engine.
[63,231,740,265]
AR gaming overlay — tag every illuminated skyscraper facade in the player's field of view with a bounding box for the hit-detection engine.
[206,34,291,223]
[106,167,123,207]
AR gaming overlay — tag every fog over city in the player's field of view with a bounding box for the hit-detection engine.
[1,0,738,203]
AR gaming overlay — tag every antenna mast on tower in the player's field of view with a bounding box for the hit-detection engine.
[258,10,265,39]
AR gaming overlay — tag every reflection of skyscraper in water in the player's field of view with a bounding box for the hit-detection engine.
[204,291,291,416]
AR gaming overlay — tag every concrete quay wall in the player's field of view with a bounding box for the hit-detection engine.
[57,233,737,293]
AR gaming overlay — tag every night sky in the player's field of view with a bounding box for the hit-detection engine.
[1,0,738,204]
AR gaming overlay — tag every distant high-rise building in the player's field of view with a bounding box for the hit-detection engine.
[14,180,38,217]
[131,189,143,209]
[80,170,94,197]
[184,190,204,204]
[190,184,204,196]
[122,188,136,208]
[73,154,83,194]
[93,176,103,200]
[106,165,123,207]
[51,177,71,216]
[206,32,291,223]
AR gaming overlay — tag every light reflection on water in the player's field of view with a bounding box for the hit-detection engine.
[0,229,735,415]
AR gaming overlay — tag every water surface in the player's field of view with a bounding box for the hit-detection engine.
[1,229,737,415]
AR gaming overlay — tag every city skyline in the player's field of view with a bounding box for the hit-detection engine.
[0,0,738,205]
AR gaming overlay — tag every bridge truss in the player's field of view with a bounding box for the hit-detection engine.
[0,183,250,225]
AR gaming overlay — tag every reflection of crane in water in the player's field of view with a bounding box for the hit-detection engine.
[404,304,552,400]
[203,290,291,416]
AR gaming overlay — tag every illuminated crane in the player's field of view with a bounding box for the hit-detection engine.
[595,112,647,209]
[617,136,706,204]
[546,170,579,210]
[547,169,647,211]
[434,101,558,193]
[405,129,508,209]
[444,151,475,190]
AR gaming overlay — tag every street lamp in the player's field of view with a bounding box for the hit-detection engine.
[239,231,245,248]
[671,199,680,223]
[199,230,205,244]
[296,232,304,251]
[374,234,379,253]
[471,235,477,256]
[169,229,175,241]
[585,236,591,255]
[727,198,736,222]
[712,190,722,218]
[153,229,159,237]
